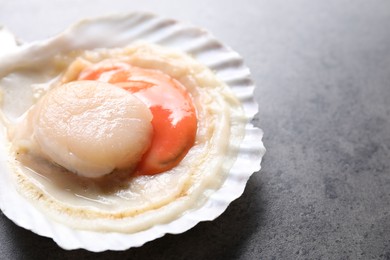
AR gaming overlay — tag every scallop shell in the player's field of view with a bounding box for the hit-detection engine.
[0,12,265,252]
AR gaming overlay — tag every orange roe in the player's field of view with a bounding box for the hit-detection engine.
[78,61,197,175]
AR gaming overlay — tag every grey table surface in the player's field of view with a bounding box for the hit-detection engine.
[1,0,390,259]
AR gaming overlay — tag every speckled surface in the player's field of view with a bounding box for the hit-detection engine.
[1,0,390,259]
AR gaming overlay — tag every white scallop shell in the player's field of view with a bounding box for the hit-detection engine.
[0,12,265,252]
